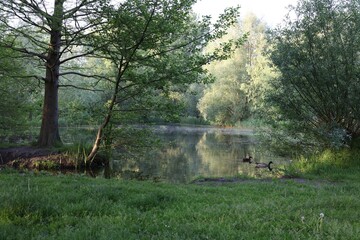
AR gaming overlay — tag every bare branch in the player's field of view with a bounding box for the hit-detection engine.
[8,74,46,82]
[63,0,98,19]
[1,43,48,60]
[58,84,104,92]
[20,0,52,21]
[59,71,114,83]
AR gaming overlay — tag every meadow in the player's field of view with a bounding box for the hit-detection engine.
[1,151,360,240]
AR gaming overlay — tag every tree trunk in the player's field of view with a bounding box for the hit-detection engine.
[86,117,110,162]
[37,79,61,147]
[86,65,125,162]
[37,0,64,147]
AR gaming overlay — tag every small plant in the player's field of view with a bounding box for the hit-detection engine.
[298,212,326,235]
[318,212,324,232]
[53,142,95,169]
[33,160,59,170]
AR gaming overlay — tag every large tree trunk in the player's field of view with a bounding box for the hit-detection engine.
[37,77,61,147]
[37,0,64,147]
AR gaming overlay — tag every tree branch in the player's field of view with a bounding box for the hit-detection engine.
[59,71,114,83]
[0,43,48,60]
[58,84,104,92]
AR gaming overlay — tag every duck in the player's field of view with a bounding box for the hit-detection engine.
[255,161,273,171]
[242,156,253,163]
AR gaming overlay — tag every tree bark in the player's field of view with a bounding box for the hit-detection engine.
[37,78,61,147]
[37,0,64,147]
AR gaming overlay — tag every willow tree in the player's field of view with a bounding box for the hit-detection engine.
[86,0,243,161]
[269,0,360,148]
[198,13,269,125]
[0,0,108,146]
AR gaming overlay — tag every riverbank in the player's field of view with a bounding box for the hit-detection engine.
[0,124,256,181]
[1,168,359,239]
[0,145,85,171]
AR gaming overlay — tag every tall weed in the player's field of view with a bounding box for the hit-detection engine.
[286,148,360,181]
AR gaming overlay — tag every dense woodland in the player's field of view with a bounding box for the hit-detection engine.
[0,0,359,159]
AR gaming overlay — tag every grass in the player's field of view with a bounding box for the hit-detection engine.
[1,160,360,240]
[285,148,360,182]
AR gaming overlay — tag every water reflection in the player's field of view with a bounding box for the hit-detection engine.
[109,128,285,183]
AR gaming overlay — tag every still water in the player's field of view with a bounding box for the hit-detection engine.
[101,126,285,183]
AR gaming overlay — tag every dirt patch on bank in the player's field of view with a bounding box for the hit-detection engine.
[191,177,273,185]
[0,146,59,163]
[0,146,74,169]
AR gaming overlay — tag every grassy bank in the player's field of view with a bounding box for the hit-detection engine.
[1,166,359,240]
[286,148,360,182]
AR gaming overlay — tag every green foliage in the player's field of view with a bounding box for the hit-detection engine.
[0,32,41,142]
[268,0,360,149]
[58,57,125,127]
[94,0,242,121]
[244,19,279,116]
[177,83,207,122]
[198,13,274,126]
[198,22,248,125]
[0,0,243,148]
[0,172,359,239]
[179,116,209,125]
[81,0,244,159]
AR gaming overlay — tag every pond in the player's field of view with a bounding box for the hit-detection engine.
[90,125,287,183]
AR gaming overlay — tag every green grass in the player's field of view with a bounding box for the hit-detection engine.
[285,148,360,182]
[1,165,360,240]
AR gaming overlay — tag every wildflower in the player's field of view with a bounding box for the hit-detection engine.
[301,216,305,223]
[317,213,325,232]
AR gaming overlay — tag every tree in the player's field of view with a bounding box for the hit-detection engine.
[179,83,207,123]
[198,23,248,125]
[0,34,26,137]
[242,14,279,115]
[85,0,243,161]
[0,27,42,141]
[269,0,360,148]
[0,0,108,146]
[198,13,270,125]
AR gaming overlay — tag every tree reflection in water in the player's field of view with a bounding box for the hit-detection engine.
[109,127,284,183]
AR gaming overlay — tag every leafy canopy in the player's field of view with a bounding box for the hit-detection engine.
[268,0,360,149]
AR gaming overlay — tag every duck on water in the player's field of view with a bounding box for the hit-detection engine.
[255,161,273,171]
[242,156,253,163]
[242,155,273,171]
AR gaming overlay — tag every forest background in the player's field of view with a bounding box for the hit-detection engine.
[0,0,359,160]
